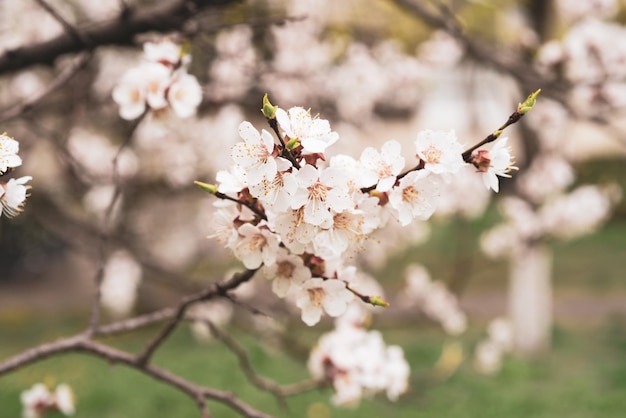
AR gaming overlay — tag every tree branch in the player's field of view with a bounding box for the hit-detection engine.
[0,0,240,74]
[135,269,258,365]
[205,321,327,405]
[0,336,272,418]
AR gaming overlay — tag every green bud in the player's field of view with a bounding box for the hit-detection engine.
[517,89,541,115]
[286,137,300,150]
[194,181,218,194]
[261,94,278,119]
[369,296,390,308]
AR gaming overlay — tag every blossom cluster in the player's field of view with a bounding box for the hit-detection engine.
[481,184,620,259]
[474,317,514,375]
[537,0,626,114]
[21,383,75,418]
[113,39,202,120]
[0,134,31,218]
[307,305,410,406]
[207,99,514,326]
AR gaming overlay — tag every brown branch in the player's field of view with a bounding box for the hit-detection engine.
[0,0,240,74]
[135,268,258,365]
[205,321,327,405]
[34,0,89,47]
[0,336,272,418]
[390,0,567,101]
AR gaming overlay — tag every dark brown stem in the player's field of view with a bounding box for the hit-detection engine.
[268,118,301,169]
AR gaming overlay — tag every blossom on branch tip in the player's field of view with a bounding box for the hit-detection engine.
[472,137,517,193]
[275,107,338,154]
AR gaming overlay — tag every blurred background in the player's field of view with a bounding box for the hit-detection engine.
[1,0,625,416]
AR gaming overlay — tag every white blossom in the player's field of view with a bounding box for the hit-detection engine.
[276,107,339,154]
[231,122,280,185]
[1,176,31,218]
[262,248,311,297]
[167,72,203,118]
[143,40,182,66]
[415,129,464,177]
[100,250,143,318]
[388,170,440,226]
[359,139,405,192]
[289,165,353,227]
[233,223,280,269]
[54,384,75,416]
[477,137,517,193]
[0,134,22,174]
[295,278,354,326]
[21,383,53,418]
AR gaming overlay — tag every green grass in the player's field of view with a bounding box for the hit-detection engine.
[2,315,626,418]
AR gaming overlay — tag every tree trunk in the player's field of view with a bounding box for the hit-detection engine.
[509,243,552,356]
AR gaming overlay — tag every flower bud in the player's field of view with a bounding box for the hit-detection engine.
[517,89,541,115]
[194,181,218,194]
[261,93,278,119]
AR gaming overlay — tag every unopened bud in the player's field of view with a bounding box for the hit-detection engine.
[517,89,541,115]
[471,150,491,172]
[194,181,218,194]
[369,295,390,308]
[286,137,300,150]
[261,94,278,119]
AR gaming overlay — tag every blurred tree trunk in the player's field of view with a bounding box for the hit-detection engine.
[509,243,552,356]
[508,0,554,357]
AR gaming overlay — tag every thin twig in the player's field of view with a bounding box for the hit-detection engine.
[135,269,258,365]
[206,321,326,405]
[84,112,147,339]
[34,0,90,47]
[0,53,91,123]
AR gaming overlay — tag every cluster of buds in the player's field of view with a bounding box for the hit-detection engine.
[21,383,75,418]
[113,39,203,120]
[0,133,31,218]
[307,305,410,406]
[199,95,520,326]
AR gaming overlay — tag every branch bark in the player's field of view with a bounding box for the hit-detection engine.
[0,336,272,418]
[0,0,239,74]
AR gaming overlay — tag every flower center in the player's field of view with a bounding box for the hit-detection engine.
[308,182,329,203]
[423,145,442,164]
[307,287,326,307]
[277,260,295,278]
[402,186,419,203]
